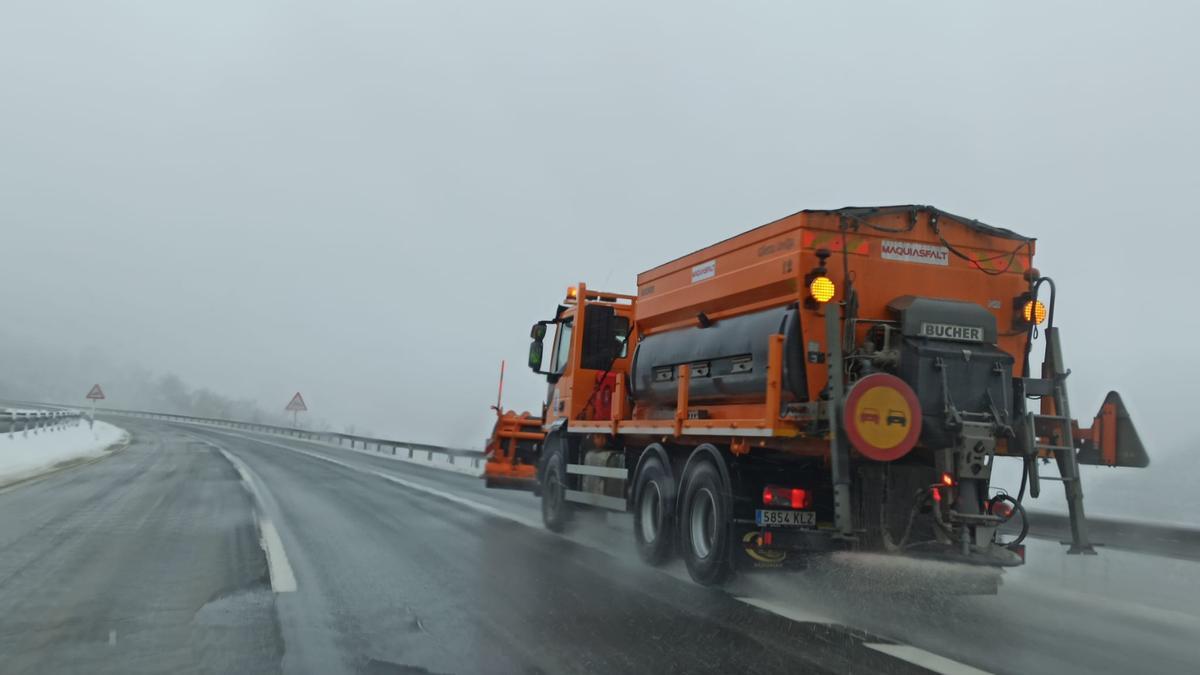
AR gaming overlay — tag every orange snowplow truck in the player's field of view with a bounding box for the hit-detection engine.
[485,205,1148,586]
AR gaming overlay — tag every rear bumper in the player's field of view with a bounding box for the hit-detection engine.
[901,541,1025,567]
[741,523,1024,568]
[752,526,841,554]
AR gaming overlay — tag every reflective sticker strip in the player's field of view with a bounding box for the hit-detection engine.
[803,231,869,255]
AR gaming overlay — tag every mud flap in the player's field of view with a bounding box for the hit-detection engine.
[734,527,838,571]
[1075,391,1149,468]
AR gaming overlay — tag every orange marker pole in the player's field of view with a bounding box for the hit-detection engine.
[495,360,506,414]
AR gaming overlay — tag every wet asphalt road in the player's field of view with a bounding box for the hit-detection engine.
[0,420,926,674]
[0,424,280,674]
[3,418,1199,674]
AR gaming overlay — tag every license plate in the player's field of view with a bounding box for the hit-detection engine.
[755,509,816,528]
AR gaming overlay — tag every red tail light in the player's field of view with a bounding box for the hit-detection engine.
[763,485,811,509]
[790,488,808,509]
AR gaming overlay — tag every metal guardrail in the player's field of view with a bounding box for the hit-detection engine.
[1019,510,1200,563]
[90,405,486,470]
[1,408,84,436]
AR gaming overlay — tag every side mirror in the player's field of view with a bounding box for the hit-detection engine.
[528,339,545,371]
[531,322,548,340]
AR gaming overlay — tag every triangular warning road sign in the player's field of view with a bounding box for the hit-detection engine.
[86,384,106,400]
[286,392,308,412]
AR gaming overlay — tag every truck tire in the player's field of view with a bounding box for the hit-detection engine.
[679,459,734,586]
[541,451,572,532]
[632,455,675,565]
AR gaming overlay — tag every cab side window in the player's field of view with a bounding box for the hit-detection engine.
[551,320,573,374]
[613,316,630,358]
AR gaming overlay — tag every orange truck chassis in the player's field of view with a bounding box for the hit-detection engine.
[484,205,1147,587]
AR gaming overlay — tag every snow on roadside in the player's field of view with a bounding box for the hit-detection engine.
[0,420,128,485]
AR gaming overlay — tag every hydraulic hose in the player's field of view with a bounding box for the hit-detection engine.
[989,493,1029,548]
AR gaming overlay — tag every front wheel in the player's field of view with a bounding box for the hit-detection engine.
[541,451,572,532]
[679,459,734,586]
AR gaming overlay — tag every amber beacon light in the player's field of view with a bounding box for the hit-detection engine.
[809,276,835,303]
[1022,298,1047,325]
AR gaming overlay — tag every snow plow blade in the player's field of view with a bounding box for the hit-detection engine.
[483,410,543,491]
[483,469,538,491]
[1075,391,1149,468]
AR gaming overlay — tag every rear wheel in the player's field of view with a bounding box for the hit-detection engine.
[541,451,571,532]
[679,459,734,586]
[632,454,675,565]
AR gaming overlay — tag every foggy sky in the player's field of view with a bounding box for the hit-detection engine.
[3,0,1198,483]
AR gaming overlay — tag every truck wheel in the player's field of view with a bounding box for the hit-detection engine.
[679,459,733,586]
[541,451,572,532]
[632,455,674,565]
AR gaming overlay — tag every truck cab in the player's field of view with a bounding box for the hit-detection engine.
[528,286,636,425]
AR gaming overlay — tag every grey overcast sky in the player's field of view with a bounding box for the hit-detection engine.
[2,0,1198,471]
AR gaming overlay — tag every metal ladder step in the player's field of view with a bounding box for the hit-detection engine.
[1021,377,1056,397]
[1032,414,1072,436]
[1024,412,1075,456]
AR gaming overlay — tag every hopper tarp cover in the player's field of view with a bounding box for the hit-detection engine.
[813,205,1033,243]
[640,204,1034,285]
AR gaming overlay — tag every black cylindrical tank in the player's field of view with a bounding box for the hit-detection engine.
[630,305,807,405]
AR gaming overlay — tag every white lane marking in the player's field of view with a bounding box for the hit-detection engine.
[212,431,544,530]
[212,445,297,593]
[864,644,993,675]
[108,629,116,646]
[221,447,255,486]
[735,596,836,625]
[256,517,298,592]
